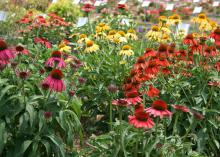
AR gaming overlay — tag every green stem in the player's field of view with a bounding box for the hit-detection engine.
[109,102,113,131]
[172,113,179,135]
[22,79,26,105]
[119,107,122,122]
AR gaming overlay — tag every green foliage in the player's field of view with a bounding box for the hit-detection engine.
[47,0,82,22]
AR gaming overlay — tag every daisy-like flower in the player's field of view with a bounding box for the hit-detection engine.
[0,39,14,65]
[146,85,160,98]
[107,30,118,41]
[145,25,162,42]
[45,50,66,68]
[125,88,142,105]
[77,34,88,43]
[126,29,138,40]
[210,28,220,41]
[191,13,207,24]
[172,105,190,113]
[16,70,30,79]
[15,45,29,55]
[199,21,212,32]
[58,42,71,52]
[43,69,66,92]
[129,104,154,129]
[145,100,172,119]
[168,14,181,25]
[84,40,99,53]
[144,48,157,58]
[81,3,95,13]
[119,45,134,56]
[117,31,127,43]
[96,23,110,32]
[183,34,197,45]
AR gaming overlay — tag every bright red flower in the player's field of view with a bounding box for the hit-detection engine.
[215,62,220,71]
[117,4,128,10]
[81,3,95,13]
[146,85,160,97]
[183,34,197,45]
[112,99,130,106]
[34,37,52,49]
[15,45,29,55]
[210,28,220,41]
[144,48,157,58]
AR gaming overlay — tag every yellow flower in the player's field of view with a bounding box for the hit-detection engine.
[176,29,186,39]
[168,14,181,25]
[125,29,138,40]
[199,21,212,32]
[191,13,207,24]
[84,40,99,53]
[116,31,127,43]
[96,22,110,32]
[209,20,218,30]
[59,43,71,52]
[107,30,118,41]
[145,25,162,41]
[77,34,88,43]
[160,34,171,43]
[119,45,134,56]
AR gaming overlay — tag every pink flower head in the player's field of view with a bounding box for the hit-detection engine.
[145,100,172,119]
[43,69,66,92]
[172,104,190,113]
[15,45,29,55]
[81,3,95,13]
[45,50,66,68]
[0,39,14,65]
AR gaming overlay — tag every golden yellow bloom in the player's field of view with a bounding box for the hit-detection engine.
[96,22,110,32]
[199,21,212,32]
[84,40,99,53]
[159,16,167,23]
[145,25,162,41]
[119,45,134,56]
[160,34,171,43]
[107,30,119,41]
[116,31,127,43]
[176,29,186,40]
[191,13,207,24]
[59,43,71,52]
[125,29,138,40]
[168,14,181,25]
[209,20,218,30]
[77,34,88,43]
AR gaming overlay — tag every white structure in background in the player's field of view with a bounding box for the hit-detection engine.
[0,11,7,21]
[73,0,81,4]
[142,1,151,7]
[193,7,202,14]
[76,17,88,27]
[177,23,190,35]
[118,0,127,4]
[165,3,174,11]
[213,1,220,7]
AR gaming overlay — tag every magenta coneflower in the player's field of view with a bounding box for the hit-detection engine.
[145,100,172,119]
[0,39,14,65]
[45,50,66,68]
[43,69,65,92]
[16,70,30,79]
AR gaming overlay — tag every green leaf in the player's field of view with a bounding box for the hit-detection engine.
[0,85,16,100]
[41,140,51,156]
[20,140,32,155]
[46,134,65,157]
[26,104,35,127]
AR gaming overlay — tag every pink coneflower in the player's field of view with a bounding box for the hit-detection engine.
[145,100,172,119]
[125,89,142,105]
[78,77,87,84]
[43,69,66,92]
[68,91,75,97]
[208,81,220,87]
[44,111,52,119]
[146,85,160,98]
[112,98,130,107]
[45,50,66,68]
[41,82,50,90]
[172,104,190,113]
[0,39,14,65]
[15,45,29,55]
[129,104,154,129]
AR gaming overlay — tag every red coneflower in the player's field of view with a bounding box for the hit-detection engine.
[144,48,157,58]
[146,85,160,97]
[145,59,159,75]
[183,34,197,45]
[34,37,52,49]
[210,27,220,41]
[117,4,128,10]
[215,62,220,71]
[16,70,30,79]
[45,50,66,69]
[125,89,142,105]
[81,3,95,13]
[190,43,202,54]
[145,100,172,118]
[129,104,154,129]
[43,69,66,92]
[0,39,14,65]
[134,56,148,69]
[172,104,190,113]
[44,111,52,119]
